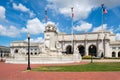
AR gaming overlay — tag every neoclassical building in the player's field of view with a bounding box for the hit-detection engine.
[44,23,120,58]
[10,41,40,56]
[10,23,120,58]
[0,45,10,58]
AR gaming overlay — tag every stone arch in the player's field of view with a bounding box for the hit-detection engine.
[0,53,2,57]
[118,51,120,57]
[31,52,33,55]
[88,45,97,57]
[35,52,37,55]
[66,45,72,54]
[112,51,116,57]
[78,45,85,56]
[26,52,28,55]
[14,49,18,53]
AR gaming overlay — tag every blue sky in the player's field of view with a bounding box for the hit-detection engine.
[0,0,120,46]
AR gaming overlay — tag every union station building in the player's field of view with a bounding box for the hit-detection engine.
[10,23,120,58]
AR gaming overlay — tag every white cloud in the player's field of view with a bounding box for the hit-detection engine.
[92,24,107,32]
[29,11,35,18]
[21,18,45,34]
[92,24,115,33]
[46,21,56,26]
[0,6,6,19]
[114,25,120,32]
[47,0,97,20]
[73,21,92,32]
[116,33,120,40]
[47,0,120,21]
[25,37,44,43]
[13,3,35,18]
[21,18,58,34]
[13,3,29,12]
[98,0,120,9]
[0,25,20,37]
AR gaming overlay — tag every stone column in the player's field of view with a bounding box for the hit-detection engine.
[97,34,102,57]
[73,41,76,54]
[84,40,88,56]
[0,53,1,58]
[84,34,88,56]
[116,52,118,57]
[104,33,111,57]
[2,53,4,57]
[97,39,101,57]
[104,40,110,57]
[62,34,64,51]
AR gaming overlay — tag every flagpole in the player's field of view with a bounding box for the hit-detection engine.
[45,8,48,23]
[44,8,48,51]
[71,7,74,54]
[101,4,104,58]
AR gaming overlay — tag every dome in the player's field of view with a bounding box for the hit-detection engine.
[45,23,57,32]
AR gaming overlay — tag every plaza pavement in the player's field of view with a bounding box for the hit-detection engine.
[0,59,120,80]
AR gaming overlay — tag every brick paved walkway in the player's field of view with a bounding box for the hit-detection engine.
[0,62,120,80]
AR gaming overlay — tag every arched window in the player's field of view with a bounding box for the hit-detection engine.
[66,45,73,54]
[26,52,28,55]
[14,49,18,53]
[88,45,97,57]
[78,45,85,56]
[118,52,120,57]
[112,52,116,57]
[35,52,37,55]
[31,52,33,55]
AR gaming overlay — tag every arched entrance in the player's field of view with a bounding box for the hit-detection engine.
[89,45,97,57]
[66,45,72,54]
[112,52,116,57]
[31,52,33,55]
[14,49,18,53]
[78,45,85,56]
[118,52,120,57]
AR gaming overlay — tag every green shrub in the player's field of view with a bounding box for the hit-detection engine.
[82,56,100,59]
[104,57,120,59]
[82,55,91,59]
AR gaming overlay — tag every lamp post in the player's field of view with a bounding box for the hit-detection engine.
[90,45,93,63]
[27,32,31,70]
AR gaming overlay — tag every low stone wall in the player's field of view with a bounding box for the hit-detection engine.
[6,54,81,64]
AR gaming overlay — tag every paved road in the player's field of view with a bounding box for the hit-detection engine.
[0,62,120,80]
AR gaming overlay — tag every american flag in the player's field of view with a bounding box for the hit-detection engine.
[71,7,74,18]
[45,9,48,22]
[101,4,107,14]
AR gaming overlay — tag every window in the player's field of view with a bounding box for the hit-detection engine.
[31,52,33,55]
[35,52,37,55]
[112,52,116,57]
[118,47,120,49]
[112,47,116,49]
[118,52,120,57]
[14,49,18,53]
[34,49,37,51]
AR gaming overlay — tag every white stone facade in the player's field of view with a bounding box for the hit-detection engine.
[7,23,120,64]
[10,23,120,59]
[10,41,41,57]
[0,46,10,58]
[44,24,120,58]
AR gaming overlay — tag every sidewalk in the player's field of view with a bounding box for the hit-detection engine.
[0,61,120,80]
